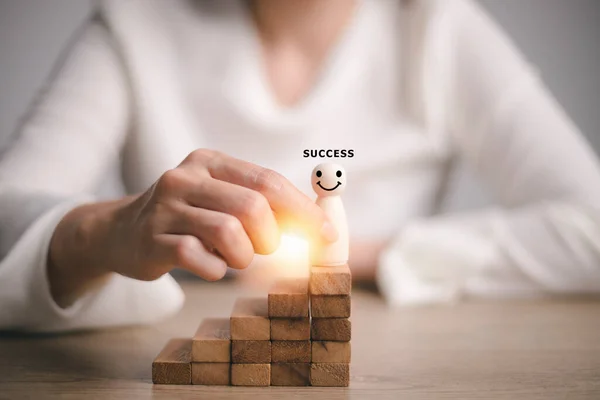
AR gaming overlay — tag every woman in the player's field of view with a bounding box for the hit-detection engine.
[1,0,599,331]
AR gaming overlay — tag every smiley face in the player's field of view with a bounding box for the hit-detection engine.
[311,163,346,196]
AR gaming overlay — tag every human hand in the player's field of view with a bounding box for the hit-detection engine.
[50,149,337,293]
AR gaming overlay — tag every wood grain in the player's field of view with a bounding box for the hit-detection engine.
[230,297,270,340]
[312,341,351,363]
[310,295,351,318]
[230,364,271,387]
[271,363,310,386]
[309,265,351,295]
[311,318,351,341]
[191,363,230,385]
[152,338,192,385]
[231,340,271,364]
[3,281,600,399]
[192,318,231,362]
[310,363,349,387]
[270,318,310,341]
[268,278,309,317]
[271,341,311,363]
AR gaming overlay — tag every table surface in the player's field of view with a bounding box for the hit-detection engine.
[1,280,599,400]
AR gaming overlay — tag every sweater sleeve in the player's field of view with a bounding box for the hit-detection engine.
[378,0,600,304]
[0,18,183,331]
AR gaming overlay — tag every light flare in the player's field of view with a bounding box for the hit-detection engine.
[271,233,310,278]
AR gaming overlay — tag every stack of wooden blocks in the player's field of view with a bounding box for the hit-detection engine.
[152,264,351,387]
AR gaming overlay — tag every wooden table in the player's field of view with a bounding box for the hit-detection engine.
[1,280,599,399]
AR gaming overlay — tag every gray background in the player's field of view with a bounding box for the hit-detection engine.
[0,0,598,206]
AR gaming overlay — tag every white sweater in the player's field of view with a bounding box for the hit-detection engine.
[1,0,600,331]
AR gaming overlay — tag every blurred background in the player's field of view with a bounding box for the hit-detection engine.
[1,0,599,209]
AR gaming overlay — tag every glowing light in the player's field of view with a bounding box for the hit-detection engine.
[278,234,309,260]
[271,233,310,278]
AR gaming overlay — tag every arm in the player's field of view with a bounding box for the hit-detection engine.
[0,18,184,331]
[378,0,600,304]
[1,15,337,331]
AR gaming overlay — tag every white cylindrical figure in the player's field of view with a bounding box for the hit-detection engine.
[310,163,349,266]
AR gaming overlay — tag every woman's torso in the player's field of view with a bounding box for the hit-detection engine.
[101,0,452,239]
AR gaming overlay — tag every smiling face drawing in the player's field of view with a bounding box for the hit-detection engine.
[311,163,346,197]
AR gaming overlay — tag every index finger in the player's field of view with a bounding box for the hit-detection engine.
[206,153,338,243]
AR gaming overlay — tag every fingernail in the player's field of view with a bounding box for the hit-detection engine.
[320,220,338,242]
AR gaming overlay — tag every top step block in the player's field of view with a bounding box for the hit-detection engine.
[268,278,309,318]
[309,264,352,295]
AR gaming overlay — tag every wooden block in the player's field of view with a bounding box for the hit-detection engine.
[312,341,351,363]
[231,340,271,364]
[268,278,309,317]
[192,318,231,362]
[309,265,351,295]
[272,341,311,363]
[311,295,351,318]
[230,297,270,340]
[311,318,351,341]
[152,338,192,384]
[271,363,310,386]
[310,363,350,387]
[270,318,310,340]
[231,363,271,386]
[191,363,230,385]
